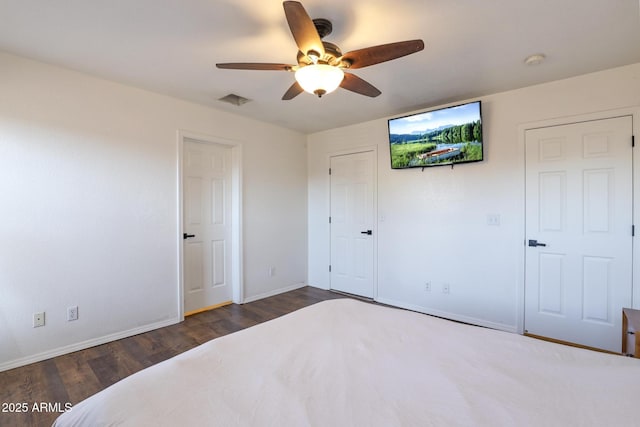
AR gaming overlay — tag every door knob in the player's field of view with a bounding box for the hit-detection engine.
[183,233,195,239]
[528,239,546,247]
[360,230,372,235]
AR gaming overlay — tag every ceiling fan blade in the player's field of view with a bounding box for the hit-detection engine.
[340,40,424,69]
[282,81,304,100]
[340,73,381,97]
[216,63,294,71]
[283,1,325,59]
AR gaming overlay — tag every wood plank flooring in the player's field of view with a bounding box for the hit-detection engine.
[0,286,344,427]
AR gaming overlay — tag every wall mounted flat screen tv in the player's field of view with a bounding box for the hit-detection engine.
[388,101,483,169]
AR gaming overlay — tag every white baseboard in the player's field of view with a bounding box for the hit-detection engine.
[0,317,181,373]
[242,282,307,304]
[375,297,517,333]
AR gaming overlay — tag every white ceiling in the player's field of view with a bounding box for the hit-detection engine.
[1,0,639,134]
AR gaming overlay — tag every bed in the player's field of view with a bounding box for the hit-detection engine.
[53,298,640,426]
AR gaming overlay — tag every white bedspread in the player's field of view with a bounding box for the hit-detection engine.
[53,299,640,426]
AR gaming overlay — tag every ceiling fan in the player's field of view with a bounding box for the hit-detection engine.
[216,1,424,100]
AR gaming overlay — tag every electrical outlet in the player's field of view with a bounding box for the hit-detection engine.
[425,282,431,292]
[443,283,450,294]
[33,312,45,328]
[67,306,78,321]
[487,214,501,226]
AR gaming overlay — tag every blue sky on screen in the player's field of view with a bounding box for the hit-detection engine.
[389,102,480,135]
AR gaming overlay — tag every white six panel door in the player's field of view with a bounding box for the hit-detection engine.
[330,151,375,298]
[183,140,232,313]
[524,116,633,352]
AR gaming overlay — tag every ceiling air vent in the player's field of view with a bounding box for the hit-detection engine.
[218,94,251,106]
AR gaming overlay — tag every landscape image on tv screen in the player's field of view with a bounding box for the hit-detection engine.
[388,101,483,169]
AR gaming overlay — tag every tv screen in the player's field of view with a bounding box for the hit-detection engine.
[388,101,483,169]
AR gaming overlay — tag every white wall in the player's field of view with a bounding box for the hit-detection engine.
[308,63,640,331]
[0,52,307,370]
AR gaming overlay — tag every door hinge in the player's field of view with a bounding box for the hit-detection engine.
[632,135,635,147]
[633,225,635,236]
[329,265,332,272]
[329,216,331,224]
[329,168,332,175]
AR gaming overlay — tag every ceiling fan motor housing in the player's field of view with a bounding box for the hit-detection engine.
[297,40,343,66]
[313,18,332,38]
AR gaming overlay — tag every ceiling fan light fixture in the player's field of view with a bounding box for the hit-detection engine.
[306,49,321,64]
[295,64,344,97]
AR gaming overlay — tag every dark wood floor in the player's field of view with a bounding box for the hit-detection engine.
[0,286,344,427]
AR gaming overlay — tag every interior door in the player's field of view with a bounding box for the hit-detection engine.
[330,151,375,298]
[183,139,232,313]
[524,116,633,352]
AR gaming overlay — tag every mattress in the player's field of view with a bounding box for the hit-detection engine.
[53,298,640,426]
